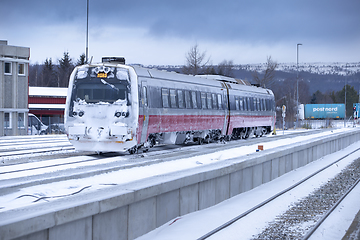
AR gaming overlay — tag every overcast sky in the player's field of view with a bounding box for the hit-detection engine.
[1,0,359,65]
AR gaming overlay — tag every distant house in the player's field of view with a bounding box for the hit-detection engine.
[28,86,67,126]
[0,40,30,136]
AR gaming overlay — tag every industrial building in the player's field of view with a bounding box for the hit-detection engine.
[0,40,30,136]
[28,86,67,126]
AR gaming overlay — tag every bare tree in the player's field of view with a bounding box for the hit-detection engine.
[253,56,278,88]
[217,60,235,77]
[182,44,210,75]
[29,63,42,86]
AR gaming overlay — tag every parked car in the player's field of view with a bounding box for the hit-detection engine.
[28,113,48,135]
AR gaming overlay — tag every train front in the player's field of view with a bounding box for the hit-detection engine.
[64,63,139,152]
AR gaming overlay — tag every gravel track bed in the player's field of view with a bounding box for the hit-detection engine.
[252,157,360,240]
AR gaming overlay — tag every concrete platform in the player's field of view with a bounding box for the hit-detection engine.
[1,129,360,240]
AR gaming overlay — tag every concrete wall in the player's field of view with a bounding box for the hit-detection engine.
[2,129,360,240]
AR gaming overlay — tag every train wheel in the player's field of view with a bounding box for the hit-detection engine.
[128,147,137,154]
[242,128,249,139]
[198,138,204,145]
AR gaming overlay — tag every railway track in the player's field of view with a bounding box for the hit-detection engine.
[196,146,360,240]
[0,129,325,164]
[0,129,349,213]
[303,176,360,240]
[0,135,74,158]
[0,129,328,191]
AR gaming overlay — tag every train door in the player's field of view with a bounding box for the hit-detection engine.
[140,81,149,143]
[221,83,230,136]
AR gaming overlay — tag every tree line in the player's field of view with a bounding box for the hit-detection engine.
[29,52,86,87]
[183,44,359,120]
[29,46,358,120]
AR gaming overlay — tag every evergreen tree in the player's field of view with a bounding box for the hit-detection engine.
[334,85,359,117]
[42,58,57,87]
[76,53,87,66]
[58,51,74,87]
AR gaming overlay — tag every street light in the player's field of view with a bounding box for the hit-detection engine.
[86,0,89,63]
[296,43,302,129]
[344,63,348,127]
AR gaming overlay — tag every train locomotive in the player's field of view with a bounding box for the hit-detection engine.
[64,57,276,154]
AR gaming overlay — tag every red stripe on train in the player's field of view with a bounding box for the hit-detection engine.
[137,114,274,143]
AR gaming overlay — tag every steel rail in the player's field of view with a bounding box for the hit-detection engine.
[301,177,360,240]
[197,147,360,240]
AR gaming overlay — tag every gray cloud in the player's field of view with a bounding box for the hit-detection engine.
[3,0,359,43]
[2,0,359,64]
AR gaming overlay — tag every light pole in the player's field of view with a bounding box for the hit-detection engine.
[344,63,348,127]
[86,0,89,63]
[296,43,302,129]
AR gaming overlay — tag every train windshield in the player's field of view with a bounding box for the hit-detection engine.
[71,66,130,104]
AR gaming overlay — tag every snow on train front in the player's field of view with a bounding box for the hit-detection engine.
[64,58,139,152]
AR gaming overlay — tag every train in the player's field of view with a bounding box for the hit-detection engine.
[64,57,276,153]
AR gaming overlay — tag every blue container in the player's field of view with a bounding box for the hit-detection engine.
[304,104,345,119]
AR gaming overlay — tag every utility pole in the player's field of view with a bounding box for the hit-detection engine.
[86,0,89,63]
[344,63,348,127]
[296,43,302,129]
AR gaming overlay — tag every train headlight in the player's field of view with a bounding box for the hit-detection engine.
[115,112,122,118]
[72,111,85,117]
[115,111,129,118]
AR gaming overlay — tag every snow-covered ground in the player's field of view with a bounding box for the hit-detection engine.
[1,127,359,239]
[151,62,360,76]
[137,138,360,240]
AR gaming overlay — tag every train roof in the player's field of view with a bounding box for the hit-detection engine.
[80,61,273,96]
[130,65,272,95]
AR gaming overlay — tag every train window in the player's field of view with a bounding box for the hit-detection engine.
[235,97,239,110]
[243,98,247,111]
[201,92,207,109]
[142,86,148,107]
[239,97,243,111]
[257,98,260,111]
[249,98,253,111]
[178,90,184,108]
[207,93,212,109]
[262,99,266,111]
[212,93,217,109]
[192,91,198,109]
[162,88,169,108]
[170,89,177,108]
[217,94,222,109]
[185,91,192,109]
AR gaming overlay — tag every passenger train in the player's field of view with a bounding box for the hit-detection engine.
[64,57,276,153]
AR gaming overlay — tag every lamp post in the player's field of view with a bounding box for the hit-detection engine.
[86,0,89,63]
[344,63,348,127]
[296,43,302,129]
